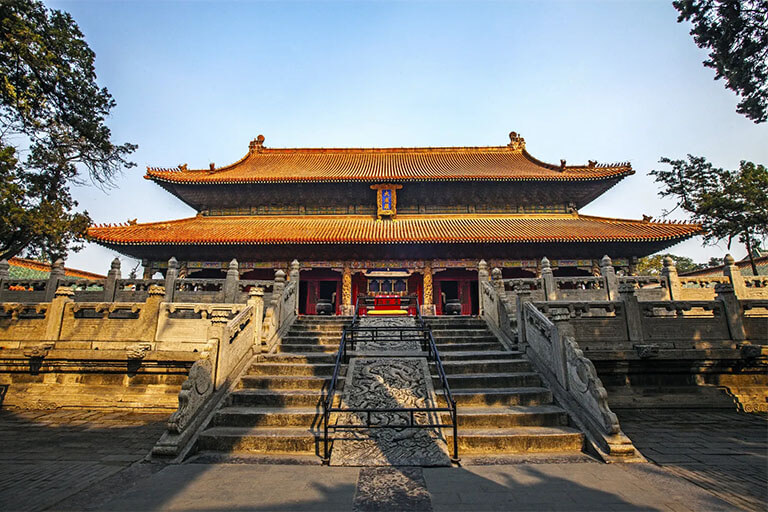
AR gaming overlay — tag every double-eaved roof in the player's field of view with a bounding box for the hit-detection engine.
[145,134,634,184]
[88,213,699,246]
[89,133,701,260]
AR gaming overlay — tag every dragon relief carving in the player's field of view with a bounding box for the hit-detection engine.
[331,357,450,466]
[563,335,620,435]
[167,357,213,434]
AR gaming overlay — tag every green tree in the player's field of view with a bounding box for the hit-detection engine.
[650,155,768,275]
[0,0,136,261]
[636,254,705,275]
[673,0,768,123]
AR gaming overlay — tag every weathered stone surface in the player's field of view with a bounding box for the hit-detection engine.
[353,467,432,511]
[331,357,450,466]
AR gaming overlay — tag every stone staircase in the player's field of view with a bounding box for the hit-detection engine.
[424,316,585,456]
[193,315,584,460]
[195,316,345,457]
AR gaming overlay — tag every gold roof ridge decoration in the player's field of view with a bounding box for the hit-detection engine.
[87,213,700,246]
[144,132,634,184]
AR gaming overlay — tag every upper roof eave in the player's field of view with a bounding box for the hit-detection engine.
[143,135,634,185]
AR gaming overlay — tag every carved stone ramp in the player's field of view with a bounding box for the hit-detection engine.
[329,317,451,466]
[423,316,586,458]
[194,316,346,458]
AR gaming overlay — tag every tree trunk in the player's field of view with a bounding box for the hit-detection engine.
[744,235,759,276]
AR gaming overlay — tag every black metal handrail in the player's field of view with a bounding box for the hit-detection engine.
[321,295,459,463]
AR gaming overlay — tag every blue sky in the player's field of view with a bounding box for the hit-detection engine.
[47,0,768,274]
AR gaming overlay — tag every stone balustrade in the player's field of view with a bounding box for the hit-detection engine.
[0,263,299,414]
[0,257,277,304]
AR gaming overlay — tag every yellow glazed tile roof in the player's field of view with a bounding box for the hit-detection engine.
[145,135,634,184]
[88,214,700,246]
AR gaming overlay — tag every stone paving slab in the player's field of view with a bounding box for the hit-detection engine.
[616,409,767,512]
[91,462,736,511]
[0,408,167,512]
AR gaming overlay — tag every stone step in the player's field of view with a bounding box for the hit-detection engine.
[228,389,327,407]
[445,426,584,454]
[434,342,506,352]
[238,375,339,390]
[439,360,532,374]
[450,387,553,406]
[441,372,542,389]
[212,406,322,428]
[452,405,568,428]
[281,335,343,343]
[197,426,317,454]
[428,329,495,337]
[279,344,339,353]
[247,363,336,377]
[431,335,500,344]
[290,324,347,330]
[257,353,337,364]
[439,350,522,361]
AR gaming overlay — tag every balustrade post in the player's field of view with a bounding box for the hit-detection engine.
[723,254,747,299]
[164,257,178,302]
[715,283,746,341]
[290,260,301,315]
[0,259,9,302]
[618,283,643,343]
[248,287,265,352]
[45,258,66,302]
[341,263,353,316]
[207,309,229,389]
[104,258,121,302]
[477,260,489,315]
[600,255,619,301]
[491,267,507,301]
[541,257,557,301]
[223,259,239,303]
[140,285,166,342]
[550,308,572,389]
[515,290,532,348]
[44,286,73,341]
[661,256,680,300]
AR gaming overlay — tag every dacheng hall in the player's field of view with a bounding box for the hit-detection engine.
[88,132,700,315]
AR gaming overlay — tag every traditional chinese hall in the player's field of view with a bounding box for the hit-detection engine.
[88,132,699,315]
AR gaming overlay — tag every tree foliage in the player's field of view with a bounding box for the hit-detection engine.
[0,0,136,260]
[650,155,768,274]
[636,254,705,275]
[673,0,768,123]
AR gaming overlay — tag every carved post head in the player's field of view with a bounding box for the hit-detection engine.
[491,267,502,282]
[275,269,286,283]
[148,284,166,297]
[478,260,489,281]
[715,282,735,297]
[541,257,552,274]
[168,257,178,270]
[724,254,735,266]
[228,259,239,271]
[618,282,637,296]
[111,258,121,272]
[661,255,677,275]
[54,286,75,299]
[600,255,613,271]
[0,259,9,280]
[290,259,300,281]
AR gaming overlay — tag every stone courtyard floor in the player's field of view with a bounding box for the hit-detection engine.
[0,407,765,511]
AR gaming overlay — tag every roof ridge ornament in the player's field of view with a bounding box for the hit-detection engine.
[249,134,266,153]
[507,131,525,150]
